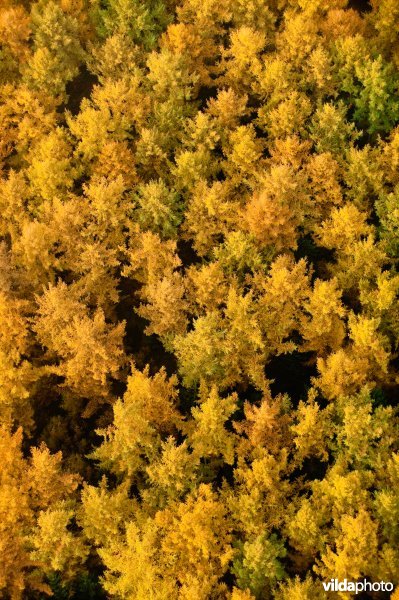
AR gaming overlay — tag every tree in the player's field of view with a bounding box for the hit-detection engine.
[0,289,37,432]
[274,576,328,600]
[4,0,399,597]
[317,509,379,581]
[309,102,359,157]
[0,427,83,599]
[222,26,266,94]
[232,532,286,599]
[259,91,312,140]
[301,278,346,355]
[26,127,77,203]
[183,180,240,256]
[334,35,399,135]
[91,365,182,478]
[175,287,269,390]
[24,1,84,98]
[153,484,234,599]
[67,75,149,162]
[133,179,181,239]
[33,282,126,412]
[0,4,30,57]
[190,384,238,465]
[242,164,308,253]
[0,83,57,167]
[91,0,172,49]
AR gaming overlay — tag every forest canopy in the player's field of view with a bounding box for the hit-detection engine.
[1,0,399,598]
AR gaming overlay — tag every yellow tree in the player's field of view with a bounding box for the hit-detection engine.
[23,0,84,98]
[0,288,37,432]
[91,365,182,479]
[33,282,126,413]
[0,427,85,599]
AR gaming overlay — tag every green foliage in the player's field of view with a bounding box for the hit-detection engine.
[232,533,287,598]
[91,0,172,49]
[134,179,182,238]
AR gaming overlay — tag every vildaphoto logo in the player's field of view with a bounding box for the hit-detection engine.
[322,579,394,594]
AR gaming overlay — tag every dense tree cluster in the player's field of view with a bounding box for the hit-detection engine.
[2,0,399,598]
